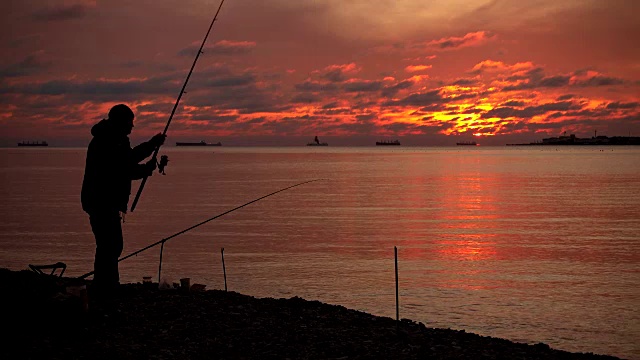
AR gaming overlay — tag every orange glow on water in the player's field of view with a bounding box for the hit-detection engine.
[439,239,498,261]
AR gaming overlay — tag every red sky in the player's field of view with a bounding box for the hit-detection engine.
[1,0,639,146]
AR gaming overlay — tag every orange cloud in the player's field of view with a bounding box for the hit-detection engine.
[471,60,535,74]
[211,40,256,52]
[405,65,432,73]
[403,55,437,61]
[407,74,430,82]
[426,31,496,50]
[323,63,359,73]
[314,63,361,82]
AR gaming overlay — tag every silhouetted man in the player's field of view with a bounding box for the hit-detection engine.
[81,104,165,294]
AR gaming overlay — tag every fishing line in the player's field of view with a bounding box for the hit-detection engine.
[79,179,325,280]
[131,0,228,212]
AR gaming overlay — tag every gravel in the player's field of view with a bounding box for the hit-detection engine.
[0,269,622,360]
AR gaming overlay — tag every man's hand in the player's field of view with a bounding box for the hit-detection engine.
[150,133,166,148]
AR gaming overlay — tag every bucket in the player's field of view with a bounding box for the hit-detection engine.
[180,277,191,291]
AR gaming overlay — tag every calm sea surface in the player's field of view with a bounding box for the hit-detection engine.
[1,146,639,358]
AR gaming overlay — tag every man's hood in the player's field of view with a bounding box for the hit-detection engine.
[91,119,114,137]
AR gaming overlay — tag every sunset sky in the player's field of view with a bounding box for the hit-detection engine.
[1,0,639,146]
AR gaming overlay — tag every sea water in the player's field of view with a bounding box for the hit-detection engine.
[0,146,638,358]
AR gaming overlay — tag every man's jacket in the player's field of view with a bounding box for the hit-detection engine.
[81,119,155,214]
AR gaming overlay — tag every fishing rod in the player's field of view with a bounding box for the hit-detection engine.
[130,0,227,212]
[79,179,324,280]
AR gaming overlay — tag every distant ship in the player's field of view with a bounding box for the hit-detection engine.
[376,140,401,146]
[175,141,221,146]
[457,141,478,146]
[307,136,328,146]
[18,141,48,147]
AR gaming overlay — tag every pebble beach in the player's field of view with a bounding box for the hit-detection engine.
[0,268,623,359]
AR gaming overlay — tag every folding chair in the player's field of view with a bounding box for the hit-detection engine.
[28,262,67,277]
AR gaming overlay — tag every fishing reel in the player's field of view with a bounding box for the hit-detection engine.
[157,155,169,175]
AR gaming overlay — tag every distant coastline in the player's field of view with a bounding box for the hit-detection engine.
[507,134,640,146]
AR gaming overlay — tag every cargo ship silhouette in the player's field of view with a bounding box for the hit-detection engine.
[175,141,221,146]
[307,136,328,146]
[18,141,48,147]
[376,140,401,146]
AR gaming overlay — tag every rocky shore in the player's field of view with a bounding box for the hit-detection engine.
[0,269,622,359]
